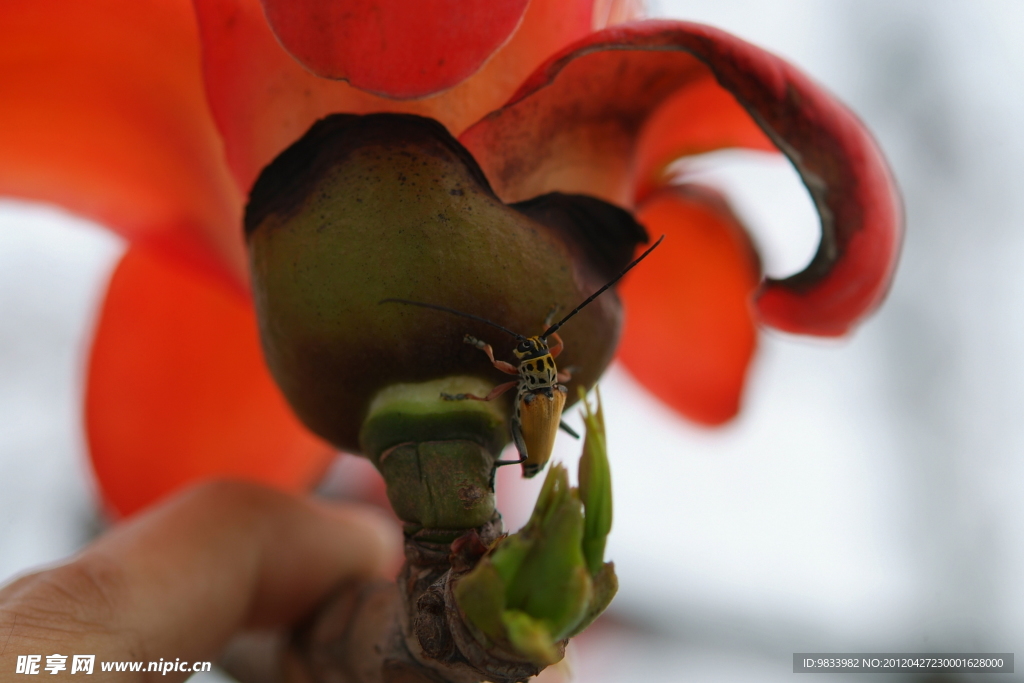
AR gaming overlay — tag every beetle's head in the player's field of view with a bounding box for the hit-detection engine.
[513,336,549,361]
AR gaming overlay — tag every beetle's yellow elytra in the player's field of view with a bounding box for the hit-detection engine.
[517,384,567,478]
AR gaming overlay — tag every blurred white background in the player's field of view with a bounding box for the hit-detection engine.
[2,1,1022,681]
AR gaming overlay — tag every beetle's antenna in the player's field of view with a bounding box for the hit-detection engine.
[380,298,527,341]
[542,235,665,339]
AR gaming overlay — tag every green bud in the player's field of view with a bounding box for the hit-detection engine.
[454,460,615,665]
[501,467,591,640]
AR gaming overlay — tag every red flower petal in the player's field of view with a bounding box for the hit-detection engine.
[592,0,645,27]
[633,76,777,203]
[461,20,902,336]
[461,45,710,207]
[259,0,528,99]
[194,0,596,192]
[618,186,759,425]
[86,247,332,517]
[0,0,246,284]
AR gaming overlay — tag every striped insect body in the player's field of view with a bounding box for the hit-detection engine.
[508,336,570,478]
[380,235,663,479]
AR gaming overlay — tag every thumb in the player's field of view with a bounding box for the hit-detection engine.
[0,480,401,681]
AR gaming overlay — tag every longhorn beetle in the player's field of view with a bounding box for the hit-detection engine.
[381,235,663,478]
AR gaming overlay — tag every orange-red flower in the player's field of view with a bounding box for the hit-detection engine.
[0,0,901,517]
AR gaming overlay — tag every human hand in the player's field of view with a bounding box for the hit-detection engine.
[0,481,400,682]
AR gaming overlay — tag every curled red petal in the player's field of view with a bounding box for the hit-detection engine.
[259,0,528,99]
[87,247,333,517]
[461,20,902,336]
[633,76,777,203]
[195,0,595,193]
[618,186,759,425]
[0,0,246,285]
[461,45,711,207]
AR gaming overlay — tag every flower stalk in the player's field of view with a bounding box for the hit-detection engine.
[260,390,617,683]
[233,113,638,682]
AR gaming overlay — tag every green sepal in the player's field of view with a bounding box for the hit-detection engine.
[501,610,559,666]
[578,387,612,576]
[453,561,507,644]
[488,463,572,587]
[489,532,532,586]
[527,461,570,528]
[566,561,618,638]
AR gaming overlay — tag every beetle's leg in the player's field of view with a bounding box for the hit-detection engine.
[441,380,518,402]
[464,334,518,375]
[556,366,576,383]
[547,332,564,359]
[559,420,580,439]
[495,418,529,467]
